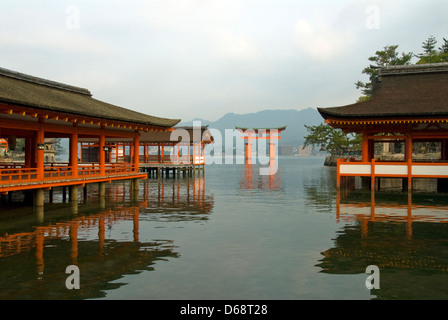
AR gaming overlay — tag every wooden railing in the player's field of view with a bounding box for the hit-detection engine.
[79,163,101,176]
[337,158,448,188]
[44,165,74,179]
[106,163,136,173]
[0,163,139,185]
[139,155,205,165]
[139,155,175,163]
[0,167,38,183]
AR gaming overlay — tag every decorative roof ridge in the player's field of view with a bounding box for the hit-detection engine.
[379,62,448,76]
[0,66,92,96]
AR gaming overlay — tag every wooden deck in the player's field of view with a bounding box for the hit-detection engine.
[0,163,146,193]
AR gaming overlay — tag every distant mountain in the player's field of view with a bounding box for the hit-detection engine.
[179,107,323,146]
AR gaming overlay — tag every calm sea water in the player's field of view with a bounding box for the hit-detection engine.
[1,156,448,300]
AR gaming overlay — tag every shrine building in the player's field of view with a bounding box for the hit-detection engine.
[318,63,448,191]
[0,67,180,206]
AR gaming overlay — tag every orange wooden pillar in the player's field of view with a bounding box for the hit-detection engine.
[34,122,46,206]
[405,134,413,190]
[133,133,139,172]
[99,131,106,176]
[269,134,275,162]
[132,133,140,193]
[36,120,45,180]
[245,134,252,165]
[70,127,79,178]
[362,131,369,162]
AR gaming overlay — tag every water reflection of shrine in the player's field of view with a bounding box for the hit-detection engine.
[142,175,214,222]
[240,164,282,190]
[0,175,213,299]
[317,189,448,299]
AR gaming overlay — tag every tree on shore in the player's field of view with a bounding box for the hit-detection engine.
[303,123,361,164]
[416,35,448,64]
[355,45,413,101]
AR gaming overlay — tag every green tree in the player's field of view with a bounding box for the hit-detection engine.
[440,37,448,62]
[417,35,448,63]
[303,123,361,157]
[440,37,448,53]
[355,45,413,100]
[416,35,439,63]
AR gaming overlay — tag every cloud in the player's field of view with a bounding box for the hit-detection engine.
[141,0,240,32]
[206,28,259,61]
[140,0,258,61]
[293,18,354,62]
[0,29,112,56]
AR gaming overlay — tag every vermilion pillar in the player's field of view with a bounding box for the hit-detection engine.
[269,135,275,161]
[36,120,45,180]
[405,134,413,191]
[70,127,78,178]
[246,134,253,165]
[362,131,369,162]
[99,132,105,176]
[133,132,139,171]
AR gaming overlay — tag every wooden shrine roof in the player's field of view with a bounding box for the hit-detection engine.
[0,67,181,128]
[318,63,448,121]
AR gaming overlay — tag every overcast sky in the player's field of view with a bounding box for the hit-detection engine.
[1,0,447,122]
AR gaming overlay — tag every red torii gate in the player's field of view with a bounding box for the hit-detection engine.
[235,126,286,165]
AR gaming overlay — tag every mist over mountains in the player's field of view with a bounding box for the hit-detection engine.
[179,107,323,146]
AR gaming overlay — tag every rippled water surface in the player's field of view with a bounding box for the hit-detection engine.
[1,156,448,300]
